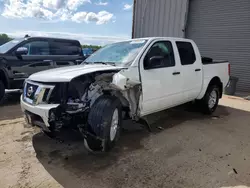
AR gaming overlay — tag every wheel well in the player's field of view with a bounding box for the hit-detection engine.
[208,77,223,98]
[0,70,7,88]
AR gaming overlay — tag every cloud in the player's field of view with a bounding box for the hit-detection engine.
[72,10,114,24]
[95,1,108,6]
[1,0,53,19]
[123,3,132,10]
[2,30,130,45]
[43,0,67,10]
[1,0,114,24]
[67,0,91,11]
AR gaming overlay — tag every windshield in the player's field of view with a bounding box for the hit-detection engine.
[0,39,22,53]
[83,40,148,66]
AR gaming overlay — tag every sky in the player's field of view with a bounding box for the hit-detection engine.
[0,0,133,45]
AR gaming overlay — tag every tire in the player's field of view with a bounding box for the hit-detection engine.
[0,80,6,105]
[86,95,122,152]
[199,85,220,114]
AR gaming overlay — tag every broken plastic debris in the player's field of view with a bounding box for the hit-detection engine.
[212,116,219,120]
[233,168,238,174]
[157,126,164,130]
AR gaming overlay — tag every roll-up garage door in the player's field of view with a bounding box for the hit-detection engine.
[186,0,250,92]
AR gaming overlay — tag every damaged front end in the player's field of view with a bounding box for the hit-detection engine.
[22,69,142,149]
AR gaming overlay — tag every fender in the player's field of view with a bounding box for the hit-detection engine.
[197,77,222,100]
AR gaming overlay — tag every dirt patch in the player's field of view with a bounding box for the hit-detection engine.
[0,97,250,188]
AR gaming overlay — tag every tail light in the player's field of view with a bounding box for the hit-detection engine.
[228,64,231,76]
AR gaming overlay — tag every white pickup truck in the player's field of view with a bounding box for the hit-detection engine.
[20,37,229,152]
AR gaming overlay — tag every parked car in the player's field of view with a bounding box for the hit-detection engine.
[82,48,94,58]
[20,37,229,152]
[0,36,84,103]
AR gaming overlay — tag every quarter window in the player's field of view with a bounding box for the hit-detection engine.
[176,42,196,65]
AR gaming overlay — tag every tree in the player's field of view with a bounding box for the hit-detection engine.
[81,44,102,50]
[0,34,12,45]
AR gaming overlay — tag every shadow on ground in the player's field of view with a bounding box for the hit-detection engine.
[0,93,22,120]
[32,104,233,188]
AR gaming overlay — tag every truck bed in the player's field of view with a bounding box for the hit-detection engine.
[202,57,228,65]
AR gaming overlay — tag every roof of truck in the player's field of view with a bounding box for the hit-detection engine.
[124,37,193,42]
[23,36,80,42]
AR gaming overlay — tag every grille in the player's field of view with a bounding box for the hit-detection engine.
[25,83,39,100]
[23,81,55,105]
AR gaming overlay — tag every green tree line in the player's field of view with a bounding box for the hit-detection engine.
[0,34,12,45]
[81,44,102,49]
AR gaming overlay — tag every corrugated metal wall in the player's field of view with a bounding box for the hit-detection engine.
[133,0,189,38]
[186,0,250,92]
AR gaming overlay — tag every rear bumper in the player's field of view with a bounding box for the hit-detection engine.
[20,95,59,129]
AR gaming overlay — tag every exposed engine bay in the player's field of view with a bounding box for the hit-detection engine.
[46,70,142,148]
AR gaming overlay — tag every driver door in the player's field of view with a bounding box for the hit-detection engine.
[139,40,183,116]
[11,40,54,77]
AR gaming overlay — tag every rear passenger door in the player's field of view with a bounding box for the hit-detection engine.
[176,41,202,101]
[49,39,83,68]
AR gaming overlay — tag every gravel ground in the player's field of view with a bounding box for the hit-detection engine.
[0,95,250,188]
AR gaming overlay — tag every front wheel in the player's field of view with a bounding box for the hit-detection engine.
[85,95,122,152]
[199,85,220,114]
[0,80,6,105]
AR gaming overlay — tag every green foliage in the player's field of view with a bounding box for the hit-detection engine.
[81,44,102,50]
[0,34,12,45]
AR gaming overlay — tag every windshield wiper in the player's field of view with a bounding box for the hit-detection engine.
[88,61,116,66]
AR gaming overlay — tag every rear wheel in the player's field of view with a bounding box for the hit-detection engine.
[85,95,122,152]
[199,85,220,114]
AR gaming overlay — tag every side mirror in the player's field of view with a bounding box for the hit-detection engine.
[144,56,164,69]
[15,47,28,56]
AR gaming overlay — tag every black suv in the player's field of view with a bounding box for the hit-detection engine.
[0,36,84,103]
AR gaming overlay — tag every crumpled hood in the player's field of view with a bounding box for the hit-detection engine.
[29,64,124,82]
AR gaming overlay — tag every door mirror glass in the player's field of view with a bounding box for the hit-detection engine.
[15,47,28,56]
[150,56,164,64]
[144,56,164,69]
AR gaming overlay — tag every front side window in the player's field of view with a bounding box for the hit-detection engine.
[144,41,175,70]
[176,42,196,65]
[22,41,50,55]
[84,40,148,66]
[50,41,81,55]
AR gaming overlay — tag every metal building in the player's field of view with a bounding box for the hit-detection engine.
[132,0,250,92]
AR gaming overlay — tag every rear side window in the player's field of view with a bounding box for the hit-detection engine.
[50,40,81,55]
[176,42,196,65]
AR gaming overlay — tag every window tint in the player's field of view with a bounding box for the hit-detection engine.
[176,42,196,65]
[50,41,81,55]
[23,41,49,55]
[144,41,175,69]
